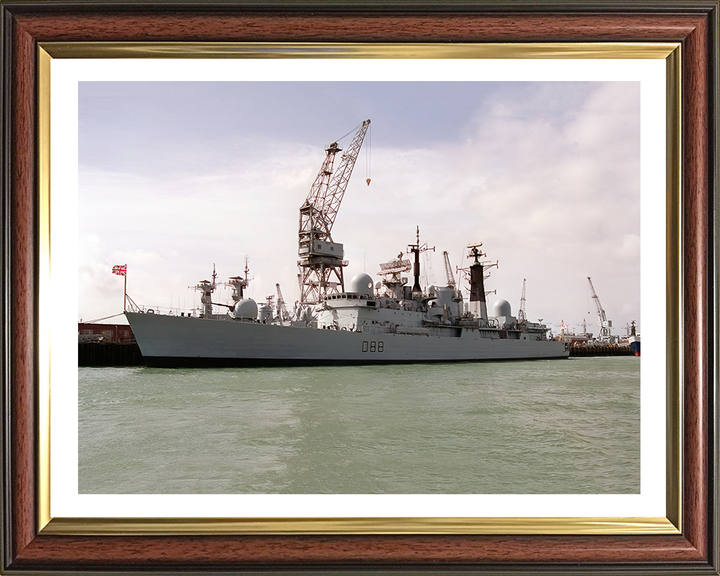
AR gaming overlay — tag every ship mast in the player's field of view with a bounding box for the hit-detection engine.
[467,244,489,323]
[190,264,217,318]
[407,226,434,299]
[226,258,252,304]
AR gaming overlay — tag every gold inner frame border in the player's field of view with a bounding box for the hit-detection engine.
[37,41,681,536]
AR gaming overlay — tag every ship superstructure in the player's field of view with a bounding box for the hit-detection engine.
[126,230,566,367]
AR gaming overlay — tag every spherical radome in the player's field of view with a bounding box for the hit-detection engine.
[347,273,374,297]
[234,298,258,320]
[493,299,512,317]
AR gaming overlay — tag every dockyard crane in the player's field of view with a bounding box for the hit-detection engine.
[298,120,371,305]
[442,251,456,288]
[275,283,290,323]
[518,278,527,323]
[587,276,613,340]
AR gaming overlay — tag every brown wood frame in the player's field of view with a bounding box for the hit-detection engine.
[1,1,717,573]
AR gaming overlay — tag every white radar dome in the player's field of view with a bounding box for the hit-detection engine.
[493,299,512,317]
[347,273,374,297]
[234,298,258,320]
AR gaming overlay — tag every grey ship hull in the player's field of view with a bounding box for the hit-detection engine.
[126,312,569,368]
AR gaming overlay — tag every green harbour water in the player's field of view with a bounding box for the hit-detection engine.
[79,357,640,494]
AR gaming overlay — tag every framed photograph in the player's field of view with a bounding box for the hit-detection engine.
[60,55,660,516]
[2,1,717,574]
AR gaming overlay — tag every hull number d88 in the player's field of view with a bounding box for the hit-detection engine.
[362,341,384,353]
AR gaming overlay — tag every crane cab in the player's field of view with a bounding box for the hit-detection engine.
[299,240,344,258]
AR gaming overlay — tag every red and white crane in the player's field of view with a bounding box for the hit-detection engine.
[297,120,371,305]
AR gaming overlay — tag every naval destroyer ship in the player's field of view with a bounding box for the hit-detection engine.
[125,120,568,366]
[126,242,568,367]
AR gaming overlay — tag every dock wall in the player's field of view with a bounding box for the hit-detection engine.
[79,342,636,366]
[79,343,144,366]
[569,345,636,357]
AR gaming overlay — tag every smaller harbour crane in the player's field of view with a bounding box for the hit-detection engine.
[442,251,456,288]
[587,276,613,341]
[518,278,527,324]
[275,283,290,323]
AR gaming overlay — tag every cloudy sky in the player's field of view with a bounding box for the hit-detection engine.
[78,80,640,336]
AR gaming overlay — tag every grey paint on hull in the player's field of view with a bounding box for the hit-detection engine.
[127,312,569,367]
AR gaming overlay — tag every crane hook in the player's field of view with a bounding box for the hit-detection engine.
[366,178,371,186]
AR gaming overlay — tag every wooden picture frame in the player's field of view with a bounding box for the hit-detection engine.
[2,1,717,573]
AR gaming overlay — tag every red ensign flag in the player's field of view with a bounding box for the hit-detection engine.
[112,264,127,276]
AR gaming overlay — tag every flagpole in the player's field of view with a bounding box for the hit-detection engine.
[113,265,128,311]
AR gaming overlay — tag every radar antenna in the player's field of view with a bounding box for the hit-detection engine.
[377,252,412,299]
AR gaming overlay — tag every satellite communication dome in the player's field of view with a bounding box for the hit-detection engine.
[347,273,374,297]
[493,299,512,317]
[234,298,258,320]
